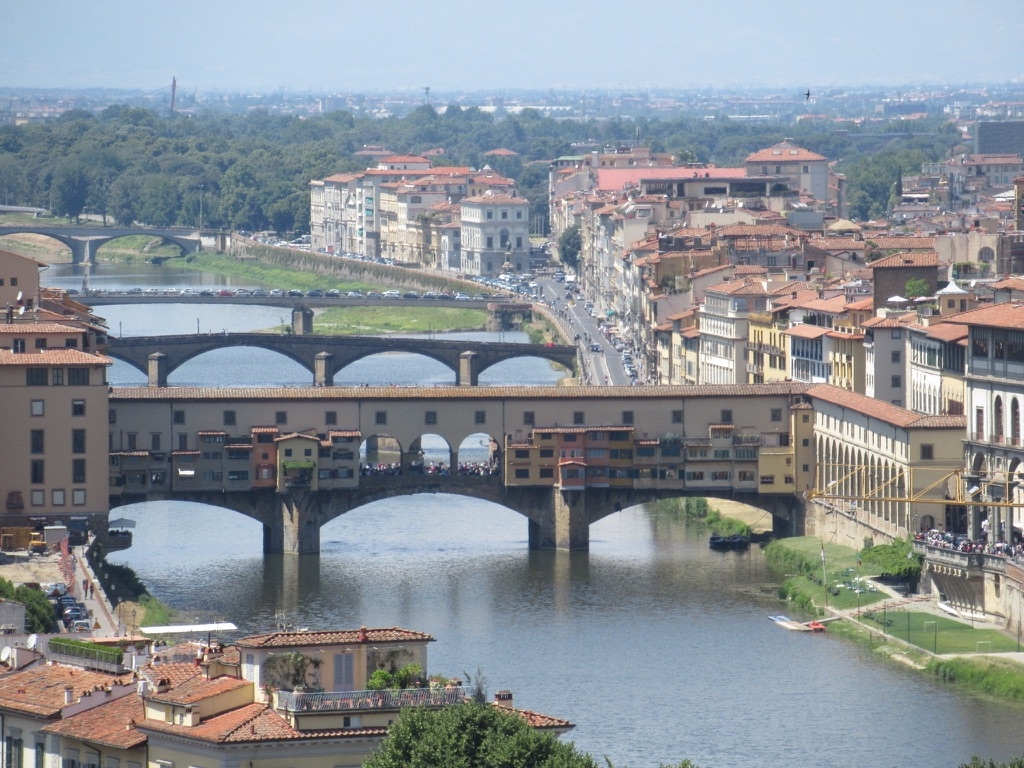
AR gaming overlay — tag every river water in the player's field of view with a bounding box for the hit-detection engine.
[47,263,1024,768]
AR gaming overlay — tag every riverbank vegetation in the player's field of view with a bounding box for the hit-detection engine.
[649,497,751,537]
[306,306,487,335]
[769,536,1024,707]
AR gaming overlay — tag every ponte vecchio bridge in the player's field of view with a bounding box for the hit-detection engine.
[107,383,811,554]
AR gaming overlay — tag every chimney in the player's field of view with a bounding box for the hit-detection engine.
[64,686,74,705]
[494,690,514,708]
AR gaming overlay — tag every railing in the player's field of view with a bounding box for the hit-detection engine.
[277,686,468,713]
[913,541,1004,571]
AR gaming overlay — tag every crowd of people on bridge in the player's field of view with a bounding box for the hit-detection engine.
[361,460,500,477]
[915,527,1024,558]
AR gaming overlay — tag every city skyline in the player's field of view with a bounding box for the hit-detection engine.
[5,0,1023,94]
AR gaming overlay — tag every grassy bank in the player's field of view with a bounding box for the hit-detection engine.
[768,537,1024,704]
[178,252,381,293]
[310,306,487,334]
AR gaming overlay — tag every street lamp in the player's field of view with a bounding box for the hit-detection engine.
[198,184,204,232]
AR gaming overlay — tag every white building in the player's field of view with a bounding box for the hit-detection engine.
[459,192,531,275]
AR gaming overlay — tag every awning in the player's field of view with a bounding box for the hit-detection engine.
[107,517,136,529]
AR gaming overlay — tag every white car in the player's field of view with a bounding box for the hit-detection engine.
[382,290,401,298]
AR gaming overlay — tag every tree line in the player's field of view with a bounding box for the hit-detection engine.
[0,104,962,235]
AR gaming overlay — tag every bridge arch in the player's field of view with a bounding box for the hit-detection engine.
[331,351,456,386]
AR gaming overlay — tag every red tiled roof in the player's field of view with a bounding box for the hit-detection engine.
[147,676,250,706]
[137,701,386,743]
[746,141,826,163]
[0,665,130,718]
[140,662,204,688]
[0,323,83,334]
[807,384,966,429]
[595,167,746,192]
[235,628,434,649]
[379,155,429,164]
[41,693,146,749]
[0,349,111,366]
[868,252,939,269]
[784,324,830,339]
[940,302,1024,330]
[462,194,528,205]
[494,703,574,731]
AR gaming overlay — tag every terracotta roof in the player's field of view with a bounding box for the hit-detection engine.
[494,703,574,731]
[861,314,914,329]
[235,628,434,649]
[140,662,204,688]
[595,166,746,191]
[328,430,361,438]
[137,701,386,743]
[991,277,1024,291]
[705,278,769,297]
[251,426,279,433]
[923,323,969,343]
[807,384,967,429]
[483,148,518,156]
[746,141,826,163]
[112,383,810,401]
[940,302,1024,330]
[868,252,939,269]
[0,349,111,366]
[532,426,634,435]
[734,265,769,275]
[462,194,528,205]
[0,323,83,334]
[0,665,129,718]
[713,224,803,238]
[41,693,147,749]
[274,432,320,443]
[379,155,429,164]
[197,430,227,436]
[784,324,830,339]
[147,675,250,706]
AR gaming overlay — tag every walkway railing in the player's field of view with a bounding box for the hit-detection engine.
[278,685,468,713]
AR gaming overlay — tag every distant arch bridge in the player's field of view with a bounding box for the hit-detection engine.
[0,225,200,264]
[104,333,579,386]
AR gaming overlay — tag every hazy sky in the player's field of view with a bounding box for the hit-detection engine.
[5,0,1023,94]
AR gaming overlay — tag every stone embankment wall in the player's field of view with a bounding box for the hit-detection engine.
[806,500,900,549]
[230,237,483,296]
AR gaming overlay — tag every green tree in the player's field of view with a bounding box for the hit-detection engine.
[364,702,597,768]
[860,537,921,593]
[50,160,90,221]
[960,758,1024,768]
[558,225,581,270]
[139,176,180,227]
[108,175,142,226]
[0,577,54,634]
[904,278,930,299]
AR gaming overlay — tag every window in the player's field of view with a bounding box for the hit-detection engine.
[516,236,523,248]
[802,414,810,423]
[30,490,44,506]
[375,411,387,425]
[671,410,683,423]
[486,236,494,249]
[523,411,535,425]
[72,489,86,506]
[223,410,236,426]
[275,411,287,425]
[720,409,732,424]
[151,433,161,451]
[325,410,337,425]
[473,411,487,424]
[891,351,901,363]
[108,408,115,424]
[573,411,585,425]
[892,329,903,341]
[72,459,86,483]
[72,399,85,416]
[539,467,554,478]
[921,444,934,460]
[802,438,810,447]
[770,408,782,422]
[422,411,436,426]
[760,475,775,485]
[67,368,90,385]
[516,210,523,219]
[30,430,44,454]
[52,489,65,506]
[738,470,755,482]
[178,433,188,450]
[891,375,902,388]
[31,400,44,416]
[173,410,185,424]
[486,210,493,220]
[31,460,44,484]
[12,338,25,353]
[622,410,634,425]
[51,368,63,385]
[26,368,47,386]
[72,429,86,453]
[514,468,530,479]
[126,433,137,451]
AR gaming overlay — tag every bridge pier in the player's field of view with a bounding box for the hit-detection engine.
[459,352,479,386]
[148,352,168,387]
[314,352,334,386]
[292,307,314,335]
[528,488,590,551]
[263,489,324,555]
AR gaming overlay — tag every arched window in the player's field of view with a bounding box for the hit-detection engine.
[995,396,1005,442]
[499,228,510,249]
[979,246,995,262]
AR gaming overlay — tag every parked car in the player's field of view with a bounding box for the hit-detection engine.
[326,289,341,298]
[287,289,304,297]
[382,290,401,298]
[306,289,323,298]
[422,291,439,300]
[403,291,420,299]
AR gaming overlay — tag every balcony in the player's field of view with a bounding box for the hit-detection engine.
[277,686,468,713]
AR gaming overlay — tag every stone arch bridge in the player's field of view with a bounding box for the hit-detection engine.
[104,333,578,386]
[0,225,200,264]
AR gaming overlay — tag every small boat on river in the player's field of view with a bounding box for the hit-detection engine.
[727,534,750,550]
[709,533,730,550]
